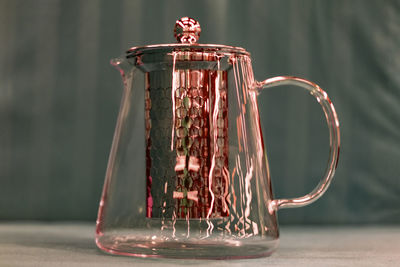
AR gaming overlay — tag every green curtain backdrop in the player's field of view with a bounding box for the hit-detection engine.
[1,0,399,224]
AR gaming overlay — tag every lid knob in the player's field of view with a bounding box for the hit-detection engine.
[174,17,201,44]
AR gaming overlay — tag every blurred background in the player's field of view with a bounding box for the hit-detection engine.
[0,0,399,224]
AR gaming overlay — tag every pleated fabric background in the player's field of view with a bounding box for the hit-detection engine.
[0,0,399,224]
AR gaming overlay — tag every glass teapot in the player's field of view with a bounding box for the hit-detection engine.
[96,17,340,259]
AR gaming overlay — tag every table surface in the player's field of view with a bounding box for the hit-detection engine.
[0,222,399,266]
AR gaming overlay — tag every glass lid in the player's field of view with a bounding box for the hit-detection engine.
[126,17,250,58]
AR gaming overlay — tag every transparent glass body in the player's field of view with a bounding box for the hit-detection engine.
[95,45,340,259]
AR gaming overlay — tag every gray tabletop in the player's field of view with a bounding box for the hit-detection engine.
[0,223,399,266]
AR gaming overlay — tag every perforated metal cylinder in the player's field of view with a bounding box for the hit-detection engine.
[145,69,229,219]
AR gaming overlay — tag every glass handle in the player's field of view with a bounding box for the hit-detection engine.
[255,76,340,211]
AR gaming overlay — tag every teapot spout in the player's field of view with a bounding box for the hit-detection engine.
[110,57,132,77]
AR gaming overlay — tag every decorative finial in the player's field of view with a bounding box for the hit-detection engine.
[174,17,201,44]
